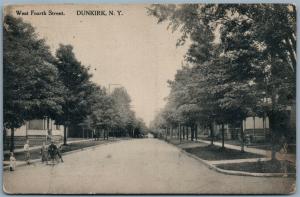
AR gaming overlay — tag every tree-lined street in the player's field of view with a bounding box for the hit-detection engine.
[3,139,294,194]
[3,4,296,195]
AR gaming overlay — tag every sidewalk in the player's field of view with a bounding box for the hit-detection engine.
[4,138,93,155]
[197,139,296,163]
[208,158,270,165]
[197,139,267,155]
[166,138,295,177]
[3,138,129,170]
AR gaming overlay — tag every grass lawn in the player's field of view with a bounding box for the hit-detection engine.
[217,160,296,174]
[184,145,265,161]
[3,139,118,162]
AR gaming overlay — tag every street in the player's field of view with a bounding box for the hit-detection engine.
[3,138,295,194]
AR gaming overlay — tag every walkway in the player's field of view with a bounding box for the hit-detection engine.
[197,139,296,163]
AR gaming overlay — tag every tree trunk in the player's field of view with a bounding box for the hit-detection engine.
[221,123,225,149]
[210,122,214,145]
[195,124,198,141]
[191,125,194,141]
[108,128,111,140]
[269,86,280,161]
[186,126,189,140]
[166,128,168,140]
[179,125,182,143]
[63,126,67,145]
[10,128,15,152]
[240,121,245,152]
[285,37,296,71]
[165,128,168,140]
[271,138,277,160]
[269,114,279,161]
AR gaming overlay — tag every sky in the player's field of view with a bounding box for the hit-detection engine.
[6,4,189,125]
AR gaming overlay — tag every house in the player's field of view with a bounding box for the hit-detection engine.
[4,118,64,150]
[243,116,270,142]
[197,116,270,143]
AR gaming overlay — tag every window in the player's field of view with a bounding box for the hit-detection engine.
[56,125,60,130]
[28,119,44,130]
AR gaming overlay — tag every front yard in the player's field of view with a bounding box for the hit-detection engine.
[217,160,296,174]
[184,145,264,161]
[166,138,296,176]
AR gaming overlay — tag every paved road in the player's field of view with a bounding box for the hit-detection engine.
[3,138,295,194]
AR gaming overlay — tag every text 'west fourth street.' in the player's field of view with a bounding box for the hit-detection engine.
[16,10,65,16]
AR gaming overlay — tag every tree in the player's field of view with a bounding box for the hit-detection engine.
[87,85,119,139]
[54,44,93,145]
[149,110,167,138]
[217,4,296,156]
[110,87,136,137]
[250,5,296,159]
[149,4,296,158]
[3,15,64,152]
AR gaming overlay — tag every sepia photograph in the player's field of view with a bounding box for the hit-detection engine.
[2,3,296,194]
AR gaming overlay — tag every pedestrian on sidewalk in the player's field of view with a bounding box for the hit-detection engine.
[9,152,16,171]
[279,136,288,177]
[48,141,56,163]
[48,141,63,163]
[24,140,30,164]
[56,143,64,163]
[40,142,48,163]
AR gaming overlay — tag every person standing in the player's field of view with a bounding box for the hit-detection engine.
[40,142,48,163]
[279,136,288,177]
[56,143,64,162]
[48,141,56,163]
[9,152,16,171]
[24,140,30,164]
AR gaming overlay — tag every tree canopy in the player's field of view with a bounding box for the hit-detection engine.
[3,15,64,130]
[148,4,296,154]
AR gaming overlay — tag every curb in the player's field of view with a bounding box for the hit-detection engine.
[164,139,294,178]
[3,138,132,171]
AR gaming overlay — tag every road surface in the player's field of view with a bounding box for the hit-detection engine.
[3,138,295,194]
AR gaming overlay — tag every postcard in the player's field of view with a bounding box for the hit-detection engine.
[3,4,296,194]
